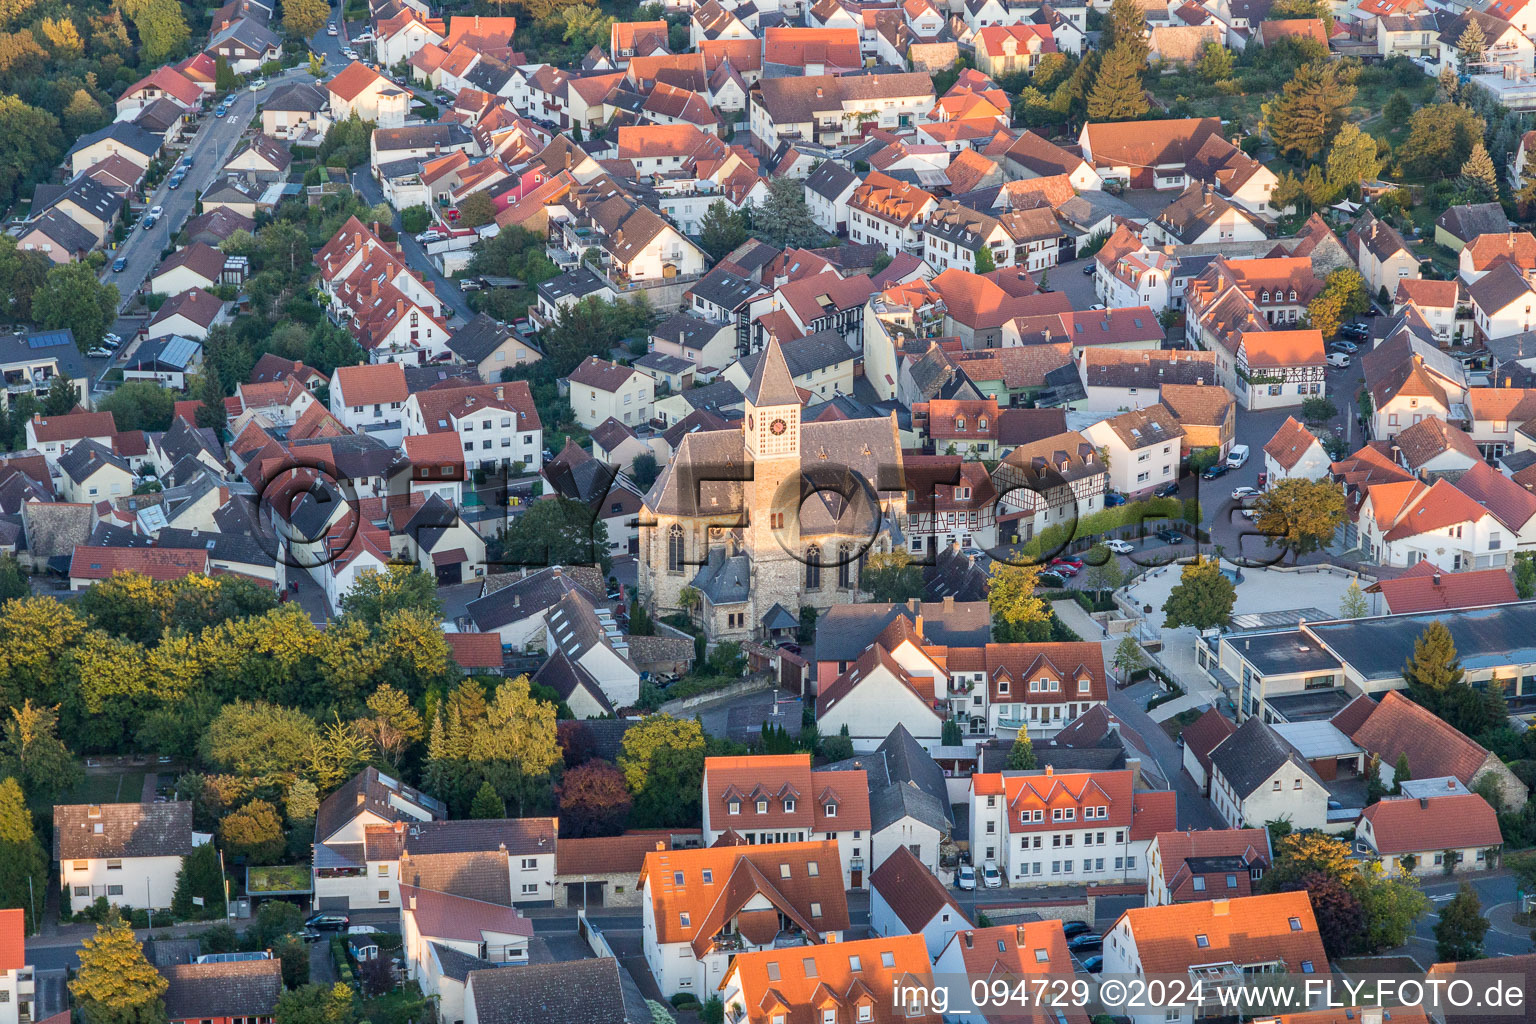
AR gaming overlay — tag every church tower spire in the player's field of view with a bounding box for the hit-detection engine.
[744,336,801,462]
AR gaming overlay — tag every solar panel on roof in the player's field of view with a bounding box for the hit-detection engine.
[27,331,72,349]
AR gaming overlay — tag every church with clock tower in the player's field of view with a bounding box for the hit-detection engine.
[638,337,909,641]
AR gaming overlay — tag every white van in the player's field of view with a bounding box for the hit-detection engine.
[1227,444,1250,469]
[1327,351,1351,368]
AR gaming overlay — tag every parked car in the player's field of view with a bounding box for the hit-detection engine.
[112,257,127,272]
[168,173,184,189]
[1201,463,1229,480]
[1048,561,1079,576]
[1103,539,1134,555]
[149,205,163,217]
[141,214,157,230]
[1067,934,1103,953]
[981,861,1002,888]
[327,23,338,34]
[1037,570,1068,588]
[777,641,802,656]
[1082,955,1105,974]
[1062,921,1093,938]
[957,864,976,891]
[1051,556,1084,570]
[1231,486,1258,501]
[1103,491,1126,507]
[415,230,442,243]
[180,156,193,170]
[1154,481,1179,498]
[105,333,121,344]
[1155,528,1184,544]
[86,347,112,357]
[1226,444,1250,468]
[1327,351,1351,369]
[305,913,349,932]
[214,104,227,116]
[1082,263,1095,275]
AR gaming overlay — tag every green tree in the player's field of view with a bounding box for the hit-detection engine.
[37,262,118,351]
[201,701,321,778]
[619,714,705,827]
[285,778,319,824]
[214,54,237,91]
[171,842,223,918]
[1112,635,1145,678]
[1384,90,1412,129]
[1326,122,1382,196]
[988,562,1051,641]
[1086,43,1149,122]
[1007,734,1036,769]
[0,699,82,813]
[338,563,443,628]
[632,452,659,490]
[273,983,357,1024]
[1365,753,1386,805]
[307,715,374,794]
[424,676,561,815]
[119,0,189,64]
[41,374,79,416]
[860,549,924,602]
[71,914,168,1024]
[0,235,51,322]
[1196,40,1233,82]
[1100,0,1149,64]
[1434,882,1489,962]
[98,380,175,432]
[1339,580,1369,619]
[498,496,612,574]
[561,3,613,48]
[458,191,496,229]
[0,92,61,207]
[1456,19,1487,71]
[469,779,505,819]
[1458,141,1499,202]
[1262,60,1356,161]
[1161,556,1235,630]
[1358,865,1430,953]
[1393,752,1412,794]
[1404,103,1485,180]
[283,0,330,39]
[1252,478,1347,556]
[752,175,823,249]
[1403,620,1464,698]
[1515,557,1536,599]
[698,200,748,262]
[973,245,997,273]
[0,777,47,931]
[1271,169,1304,211]
[220,799,286,864]
[1084,551,1124,595]
[359,684,424,766]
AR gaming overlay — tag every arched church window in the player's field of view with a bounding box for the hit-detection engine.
[667,524,684,573]
[805,544,821,590]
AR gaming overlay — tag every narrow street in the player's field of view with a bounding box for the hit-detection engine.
[349,167,473,324]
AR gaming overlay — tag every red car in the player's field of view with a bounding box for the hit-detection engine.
[1048,559,1081,576]
[1051,556,1085,570]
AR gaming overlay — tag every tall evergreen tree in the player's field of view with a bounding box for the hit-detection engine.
[1262,61,1357,161]
[0,777,46,931]
[1099,0,1149,66]
[1456,20,1487,70]
[1458,141,1499,202]
[1403,621,1464,696]
[1086,43,1149,122]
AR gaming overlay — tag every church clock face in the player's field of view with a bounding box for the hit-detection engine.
[770,418,788,436]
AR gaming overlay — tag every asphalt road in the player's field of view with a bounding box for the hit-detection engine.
[348,165,474,325]
[1411,872,1531,960]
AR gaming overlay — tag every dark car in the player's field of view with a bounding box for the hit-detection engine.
[1103,491,1126,507]
[1156,528,1184,544]
[112,257,127,272]
[1200,463,1229,481]
[1082,262,1095,275]
[1037,570,1068,588]
[777,641,802,655]
[1154,481,1180,498]
[1067,934,1103,953]
[1082,955,1105,974]
[305,913,349,932]
[1062,921,1093,938]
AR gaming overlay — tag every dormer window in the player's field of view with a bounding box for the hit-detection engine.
[757,799,768,814]
[978,417,988,431]
[955,416,966,431]
[728,800,740,815]
[783,797,796,813]
[825,803,837,817]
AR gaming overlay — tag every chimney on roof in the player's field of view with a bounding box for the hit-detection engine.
[1448,778,1456,789]
[1419,796,1430,809]
[1044,764,1053,777]
[357,792,366,806]
[962,932,973,949]
[1015,924,1028,946]
[1433,571,1441,585]
[409,894,417,910]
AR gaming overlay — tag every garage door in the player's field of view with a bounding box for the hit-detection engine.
[565,881,605,907]
[315,896,350,911]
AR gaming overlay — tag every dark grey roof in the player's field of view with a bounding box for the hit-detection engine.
[54,801,195,860]
[633,351,692,375]
[680,378,743,412]
[1306,602,1536,681]
[466,566,603,632]
[1469,262,1536,314]
[690,547,751,605]
[37,173,124,222]
[145,938,202,968]
[161,960,283,1020]
[465,53,514,94]
[878,723,952,821]
[532,649,615,715]
[465,958,629,1024]
[1435,202,1508,243]
[25,209,97,255]
[449,313,524,363]
[265,80,328,112]
[1228,629,1342,676]
[158,417,225,468]
[432,943,502,983]
[923,545,990,602]
[1264,688,1354,723]
[367,817,555,859]
[815,601,991,662]
[372,123,474,153]
[1208,717,1325,799]
[156,527,274,567]
[804,159,859,201]
[978,742,1125,774]
[403,364,482,392]
[67,120,160,160]
[315,766,445,844]
[737,330,853,382]
[538,267,611,303]
[209,15,281,53]
[58,439,130,485]
[870,778,950,833]
[651,312,727,352]
[688,267,763,311]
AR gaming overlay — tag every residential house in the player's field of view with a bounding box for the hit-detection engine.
[931,921,1085,1024]
[25,411,116,466]
[1365,561,1519,615]
[205,18,282,74]
[312,767,446,910]
[638,840,849,998]
[901,456,998,553]
[868,846,967,957]
[462,960,629,1024]
[1102,892,1328,1024]
[331,363,409,443]
[721,331,857,402]
[1356,792,1502,876]
[566,356,656,429]
[992,431,1109,546]
[1160,383,1236,459]
[147,289,225,342]
[357,818,557,910]
[123,336,202,390]
[973,25,1058,77]
[1457,231,1536,286]
[161,960,282,1024]
[263,81,331,141]
[700,754,872,889]
[1082,405,1184,498]
[999,131,1103,192]
[1360,330,1468,439]
[1145,828,1271,906]
[1470,263,1536,343]
[1263,417,1331,484]
[1207,717,1330,832]
[399,886,531,1024]
[328,61,410,128]
[1077,117,1224,190]
[1394,279,1464,345]
[1145,183,1267,247]
[66,121,160,176]
[448,314,542,381]
[116,67,203,115]
[848,172,936,258]
[1348,213,1420,299]
[151,243,227,296]
[55,801,204,911]
[400,381,543,474]
[1435,203,1509,253]
[718,934,941,1024]
[749,73,937,152]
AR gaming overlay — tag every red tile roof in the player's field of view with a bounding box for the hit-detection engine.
[1180,708,1236,772]
[30,411,116,443]
[1114,890,1326,975]
[334,362,409,406]
[866,845,964,933]
[399,883,533,942]
[1263,416,1322,471]
[723,933,941,1024]
[1345,691,1492,786]
[1131,790,1178,840]
[70,546,209,582]
[443,632,504,668]
[0,908,22,972]
[556,830,703,876]
[1366,562,1518,614]
[1360,792,1501,855]
[704,754,871,833]
[943,920,1077,987]
[327,61,390,103]
[1153,828,1271,903]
